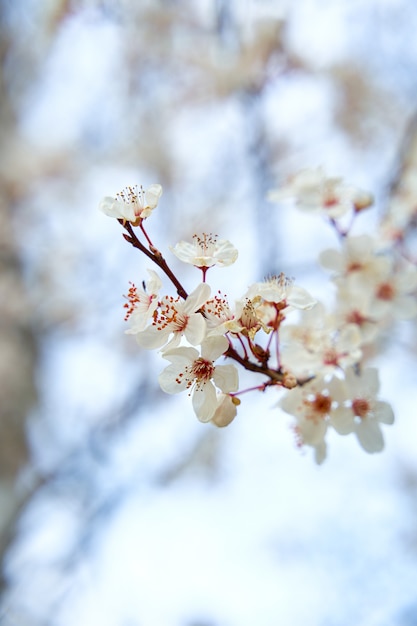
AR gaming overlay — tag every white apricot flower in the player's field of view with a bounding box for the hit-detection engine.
[246,273,316,314]
[371,264,417,320]
[99,184,163,225]
[136,282,210,350]
[280,304,362,377]
[124,269,162,334]
[330,367,394,453]
[332,283,379,345]
[335,261,417,322]
[279,375,346,464]
[268,168,372,218]
[319,235,391,281]
[202,295,265,339]
[379,197,416,244]
[171,233,238,268]
[158,336,239,422]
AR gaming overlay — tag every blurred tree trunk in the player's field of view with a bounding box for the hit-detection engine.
[0,26,38,592]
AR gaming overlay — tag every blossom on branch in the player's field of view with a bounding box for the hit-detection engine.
[99,184,163,225]
[332,283,379,345]
[171,233,238,268]
[246,273,316,327]
[158,336,239,422]
[124,269,162,334]
[280,304,362,377]
[202,294,266,339]
[335,262,417,322]
[330,367,394,453]
[319,235,391,281]
[135,282,210,350]
[102,168,407,463]
[279,375,347,464]
[268,168,373,218]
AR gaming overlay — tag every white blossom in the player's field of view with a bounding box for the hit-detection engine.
[268,168,372,219]
[330,367,394,453]
[136,283,210,350]
[319,235,391,281]
[124,269,162,334]
[158,336,239,422]
[99,184,163,224]
[371,264,417,320]
[246,273,316,317]
[281,304,362,377]
[332,283,380,345]
[279,376,346,464]
[202,295,266,339]
[171,233,238,268]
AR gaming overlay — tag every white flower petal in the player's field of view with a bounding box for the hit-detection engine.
[213,364,239,393]
[136,326,170,350]
[319,248,344,272]
[158,365,189,394]
[330,406,355,435]
[183,283,211,314]
[287,286,317,310]
[192,381,217,422]
[145,184,163,208]
[346,367,379,397]
[298,415,327,446]
[200,335,229,361]
[374,401,394,425]
[146,269,163,294]
[211,394,238,427]
[355,419,384,453]
[171,241,201,264]
[314,440,327,465]
[279,388,303,416]
[213,239,239,266]
[184,313,207,346]
[392,296,417,319]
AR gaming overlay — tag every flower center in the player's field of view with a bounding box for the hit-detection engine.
[323,194,338,208]
[191,357,215,383]
[323,348,339,367]
[347,261,363,272]
[376,282,395,301]
[193,233,218,255]
[240,300,262,335]
[352,398,370,419]
[306,393,332,418]
[346,310,367,326]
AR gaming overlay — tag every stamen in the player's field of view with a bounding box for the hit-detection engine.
[193,233,218,252]
[123,282,140,321]
[116,185,144,206]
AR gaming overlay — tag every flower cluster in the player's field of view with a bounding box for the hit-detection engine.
[99,176,416,463]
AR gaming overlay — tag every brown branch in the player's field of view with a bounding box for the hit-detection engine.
[224,344,285,384]
[121,220,189,300]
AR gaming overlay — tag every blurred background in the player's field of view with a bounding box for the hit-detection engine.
[1,0,417,624]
